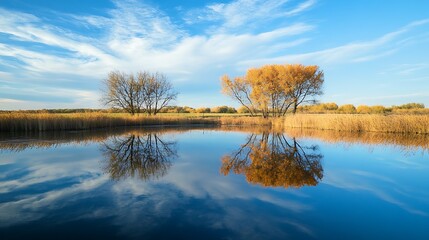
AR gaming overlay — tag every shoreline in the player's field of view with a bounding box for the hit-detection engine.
[1,112,429,134]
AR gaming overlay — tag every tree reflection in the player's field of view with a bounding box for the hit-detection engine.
[101,132,177,180]
[221,132,323,188]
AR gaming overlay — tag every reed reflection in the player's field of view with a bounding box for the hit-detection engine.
[2,127,429,153]
[221,132,323,188]
[101,132,177,180]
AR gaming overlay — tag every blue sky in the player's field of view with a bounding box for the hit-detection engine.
[0,0,428,110]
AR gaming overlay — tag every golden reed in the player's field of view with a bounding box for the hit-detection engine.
[0,112,218,132]
[283,114,429,134]
[1,112,429,134]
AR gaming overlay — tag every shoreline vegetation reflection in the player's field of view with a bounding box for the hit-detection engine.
[221,131,323,188]
[2,127,429,153]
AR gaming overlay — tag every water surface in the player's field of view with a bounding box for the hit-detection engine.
[1,127,428,240]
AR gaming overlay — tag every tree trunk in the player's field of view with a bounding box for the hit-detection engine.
[292,99,298,114]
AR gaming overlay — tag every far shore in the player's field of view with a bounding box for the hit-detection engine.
[1,112,429,134]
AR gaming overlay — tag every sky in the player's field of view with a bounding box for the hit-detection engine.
[0,0,428,110]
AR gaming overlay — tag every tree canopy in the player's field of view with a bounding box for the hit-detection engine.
[222,64,324,117]
[101,71,177,115]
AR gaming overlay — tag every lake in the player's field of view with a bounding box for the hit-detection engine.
[0,126,428,240]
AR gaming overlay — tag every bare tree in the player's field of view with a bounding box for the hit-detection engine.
[101,71,177,115]
[139,71,177,115]
[101,71,143,115]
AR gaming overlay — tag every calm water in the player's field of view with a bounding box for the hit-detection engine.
[0,127,428,240]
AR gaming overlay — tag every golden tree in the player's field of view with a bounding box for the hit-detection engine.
[221,75,258,116]
[281,64,324,114]
[221,64,324,117]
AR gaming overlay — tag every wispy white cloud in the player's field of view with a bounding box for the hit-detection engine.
[107,0,185,47]
[240,19,429,66]
[284,0,317,16]
[0,98,25,104]
[184,0,317,33]
[387,63,429,75]
[352,49,397,62]
[66,14,113,29]
[0,71,12,78]
[0,83,100,109]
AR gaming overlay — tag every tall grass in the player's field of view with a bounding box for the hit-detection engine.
[0,112,274,132]
[283,114,429,134]
[0,112,218,132]
[2,112,429,134]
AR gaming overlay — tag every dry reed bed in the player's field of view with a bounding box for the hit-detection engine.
[0,112,275,132]
[283,114,429,134]
[0,112,218,132]
[2,112,429,134]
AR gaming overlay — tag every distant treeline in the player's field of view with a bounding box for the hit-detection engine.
[0,109,107,114]
[298,102,427,114]
[0,106,240,114]
[0,102,426,115]
[160,106,238,114]
[161,103,428,114]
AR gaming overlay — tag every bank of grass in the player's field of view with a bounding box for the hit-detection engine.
[0,112,218,132]
[2,112,429,134]
[0,112,273,132]
[283,114,429,134]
